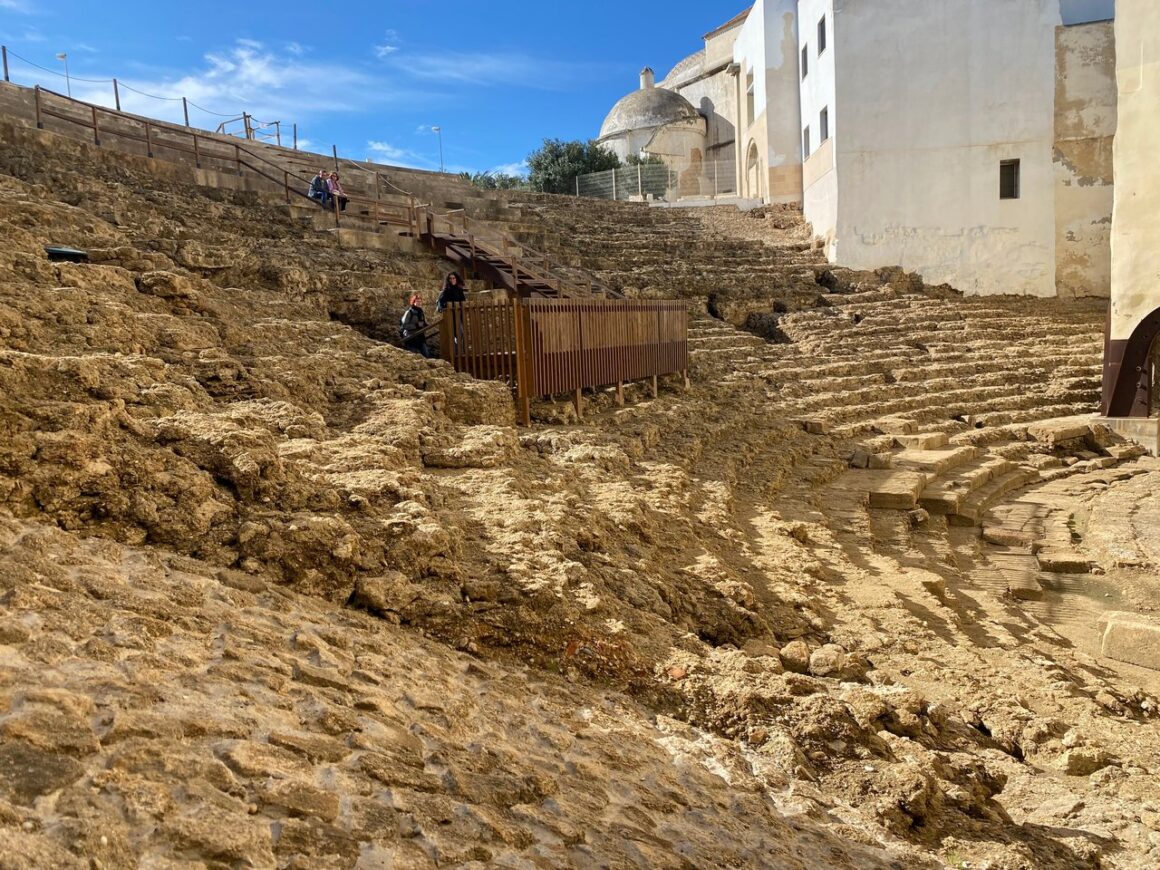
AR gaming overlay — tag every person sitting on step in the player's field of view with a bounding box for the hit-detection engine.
[400,293,432,358]
[307,169,331,208]
[436,272,466,312]
[327,171,349,212]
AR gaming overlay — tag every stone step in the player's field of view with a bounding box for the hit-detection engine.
[893,444,980,475]
[919,457,1016,515]
[950,468,1040,525]
[828,469,930,510]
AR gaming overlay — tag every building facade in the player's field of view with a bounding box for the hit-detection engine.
[1102,0,1160,417]
[597,0,1117,298]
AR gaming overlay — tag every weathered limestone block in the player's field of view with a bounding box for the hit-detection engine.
[831,470,927,510]
[894,432,949,450]
[0,740,85,805]
[1099,611,1160,671]
[256,778,340,822]
[1027,419,1091,446]
[1037,550,1092,573]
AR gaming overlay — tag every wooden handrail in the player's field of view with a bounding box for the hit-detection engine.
[27,84,618,299]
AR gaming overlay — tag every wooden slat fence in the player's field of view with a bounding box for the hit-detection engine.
[440,298,688,424]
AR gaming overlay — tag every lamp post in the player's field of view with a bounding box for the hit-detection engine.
[432,125,444,174]
[55,52,70,97]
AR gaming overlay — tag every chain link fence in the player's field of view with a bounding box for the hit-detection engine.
[576,156,737,202]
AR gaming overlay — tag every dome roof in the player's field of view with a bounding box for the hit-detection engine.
[599,83,702,139]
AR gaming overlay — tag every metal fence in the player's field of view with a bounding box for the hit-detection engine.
[576,156,737,202]
[440,298,689,423]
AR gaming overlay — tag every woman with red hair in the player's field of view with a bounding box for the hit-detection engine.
[399,293,432,358]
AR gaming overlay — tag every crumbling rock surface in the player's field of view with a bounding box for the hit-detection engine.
[2,121,1160,867]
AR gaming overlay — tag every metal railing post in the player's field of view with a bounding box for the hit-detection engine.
[332,144,339,171]
[34,85,42,128]
[575,175,579,197]
[182,97,190,128]
[113,78,121,111]
[144,121,154,158]
[274,121,281,147]
[242,112,252,139]
[638,164,642,198]
[293,123,297,150]
[2,46,8,83]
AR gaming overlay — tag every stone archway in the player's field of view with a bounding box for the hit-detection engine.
[745,141,761,200]
[1102,305,1160,417]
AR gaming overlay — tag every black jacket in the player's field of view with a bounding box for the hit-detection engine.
[436,281,466,313]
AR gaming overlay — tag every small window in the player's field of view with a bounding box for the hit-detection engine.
[818,15,827,54]
[999,159,1020,199]
[801,45,809,79]
[820,107,829,142]
[803,126,811,158]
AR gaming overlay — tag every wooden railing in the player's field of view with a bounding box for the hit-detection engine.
[440,298,688,424]
[29,85,425,232]
[22,84,615,298]
[425,209,616,299]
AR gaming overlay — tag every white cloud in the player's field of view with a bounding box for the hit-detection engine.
[367,139,425,167]
[72,40,398,130]
[490,161,528,178]
[285,41,305,56]
[0,0,32,12]
[373,29,400,60]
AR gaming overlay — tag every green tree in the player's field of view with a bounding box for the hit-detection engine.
[526,138,621,194]
[626,153,666,166]
[468,171,527,190]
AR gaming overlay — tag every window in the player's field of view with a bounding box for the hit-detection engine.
[999,159,1020,199]
[746,70,755,126]
[801,45,809,79]
[818,15,827,54]
[803,126,811,158]
[820,107,829,142]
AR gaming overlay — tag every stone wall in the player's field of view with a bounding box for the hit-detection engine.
[1054,20,1116,299]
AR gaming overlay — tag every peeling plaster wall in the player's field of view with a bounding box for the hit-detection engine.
[1109,0,1160,341]
[830,0,1063,297]
[732,0,803,204]
[1054,21,1116,299]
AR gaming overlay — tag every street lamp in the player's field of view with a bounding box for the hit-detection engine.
[432,125,444,174]
[55,52,70,98]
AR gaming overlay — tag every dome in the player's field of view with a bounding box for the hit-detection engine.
[599,76,702,140]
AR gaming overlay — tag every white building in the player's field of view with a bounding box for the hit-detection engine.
[597,0,1117,298]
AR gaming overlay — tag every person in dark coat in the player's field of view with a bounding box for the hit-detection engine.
[436,272,467,312]
[308,169,331,208]
[400,293,432,357]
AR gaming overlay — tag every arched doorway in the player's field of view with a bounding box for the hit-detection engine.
[1102,306,1160,417]
[745,141,761,200]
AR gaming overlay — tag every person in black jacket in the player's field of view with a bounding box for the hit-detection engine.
[436,272,466,312]
[400,293,432,357]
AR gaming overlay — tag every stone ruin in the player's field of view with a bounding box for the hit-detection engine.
[2,99,1160,869]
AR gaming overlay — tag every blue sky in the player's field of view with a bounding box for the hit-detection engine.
[0,0,1115,176]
